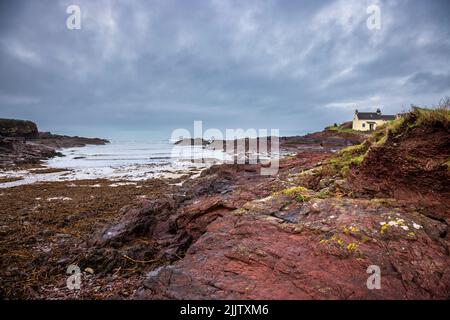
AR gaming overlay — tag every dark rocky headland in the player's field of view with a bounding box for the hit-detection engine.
[0,106,448,299]
[0,118,109,168]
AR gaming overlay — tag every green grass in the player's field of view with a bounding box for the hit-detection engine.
[388,104,448,135]
[367,103,449,146]
[317,189,330,199]
[411,105,450,127]
[325,123,360,134]
[326,143,369,177]
[281,186,311,202]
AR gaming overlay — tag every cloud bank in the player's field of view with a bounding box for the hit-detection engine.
[0,0,449,136]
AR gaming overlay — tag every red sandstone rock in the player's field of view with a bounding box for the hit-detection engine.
[137,198,449,299]
[61,117,450,299]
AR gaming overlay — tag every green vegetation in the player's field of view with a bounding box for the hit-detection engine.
[412,104,450,127]
[280,186,311,202]
[326,143,369,177]
[365,117,403,144]
[317,188,330,199]
[325,121,360,134]
[370,102,449,141]
[319,234,362,258]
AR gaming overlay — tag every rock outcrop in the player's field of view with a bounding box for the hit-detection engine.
[0,118,109,168]
[81,107,448,300]
[34,132,109,149]
[0,118,39,139]
[138,197,449,299]
[132,146,449,299]
[0,138,59,167]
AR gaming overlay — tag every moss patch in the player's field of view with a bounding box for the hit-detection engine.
[325,125,359,134]
[280,186,311,202]
[326,143,368,177]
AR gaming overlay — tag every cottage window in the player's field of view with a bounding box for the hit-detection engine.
[362,123,366,128]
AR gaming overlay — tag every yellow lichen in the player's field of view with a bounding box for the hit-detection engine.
[282,186,308,195]
[343,225,360,235]
[280,186,310,203]
[346,243,359,252]
[380,224,389,234]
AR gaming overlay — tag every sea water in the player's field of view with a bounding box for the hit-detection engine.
[0,138,229,187]
[0,130,299,187]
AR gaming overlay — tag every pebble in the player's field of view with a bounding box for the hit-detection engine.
[85,267,95,275]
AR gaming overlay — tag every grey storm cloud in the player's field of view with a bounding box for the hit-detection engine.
[0,0,449,136]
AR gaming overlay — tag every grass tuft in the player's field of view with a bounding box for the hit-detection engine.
[326,143,369,177]
[280,186,311,202]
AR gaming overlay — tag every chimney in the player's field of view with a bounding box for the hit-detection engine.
[376,108,381,115]
[355,109,358,114]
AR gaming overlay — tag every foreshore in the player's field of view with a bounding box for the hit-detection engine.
[0,148,336,298]
[1,108,448,299]
[0,126,361,298]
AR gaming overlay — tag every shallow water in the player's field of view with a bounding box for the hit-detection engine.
[0,139,230,188]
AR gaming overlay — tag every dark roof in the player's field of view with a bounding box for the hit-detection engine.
[356,112,395,121]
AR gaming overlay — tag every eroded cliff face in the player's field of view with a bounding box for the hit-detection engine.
[348,115,449,220]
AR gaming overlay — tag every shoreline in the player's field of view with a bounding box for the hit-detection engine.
[0,118,110,169]
[3,108,447,299]
[0,122,375,298]
[0,160,209,189]
[0,127,364,299]
[0,128,364,189]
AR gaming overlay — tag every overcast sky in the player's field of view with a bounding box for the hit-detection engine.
[0,0,449,137]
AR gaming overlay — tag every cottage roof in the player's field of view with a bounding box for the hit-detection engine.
[355,112,395,121]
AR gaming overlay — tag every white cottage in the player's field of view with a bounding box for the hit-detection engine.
[352,108,396,131]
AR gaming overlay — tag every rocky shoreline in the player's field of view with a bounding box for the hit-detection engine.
[0,107,449,299]
[0,118,109,168]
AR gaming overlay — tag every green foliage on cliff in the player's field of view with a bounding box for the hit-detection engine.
[325,121,359,134]
[327,143,369,177]
[323,102,450,178]
[381,101,449,137]
[281,186,310,202]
